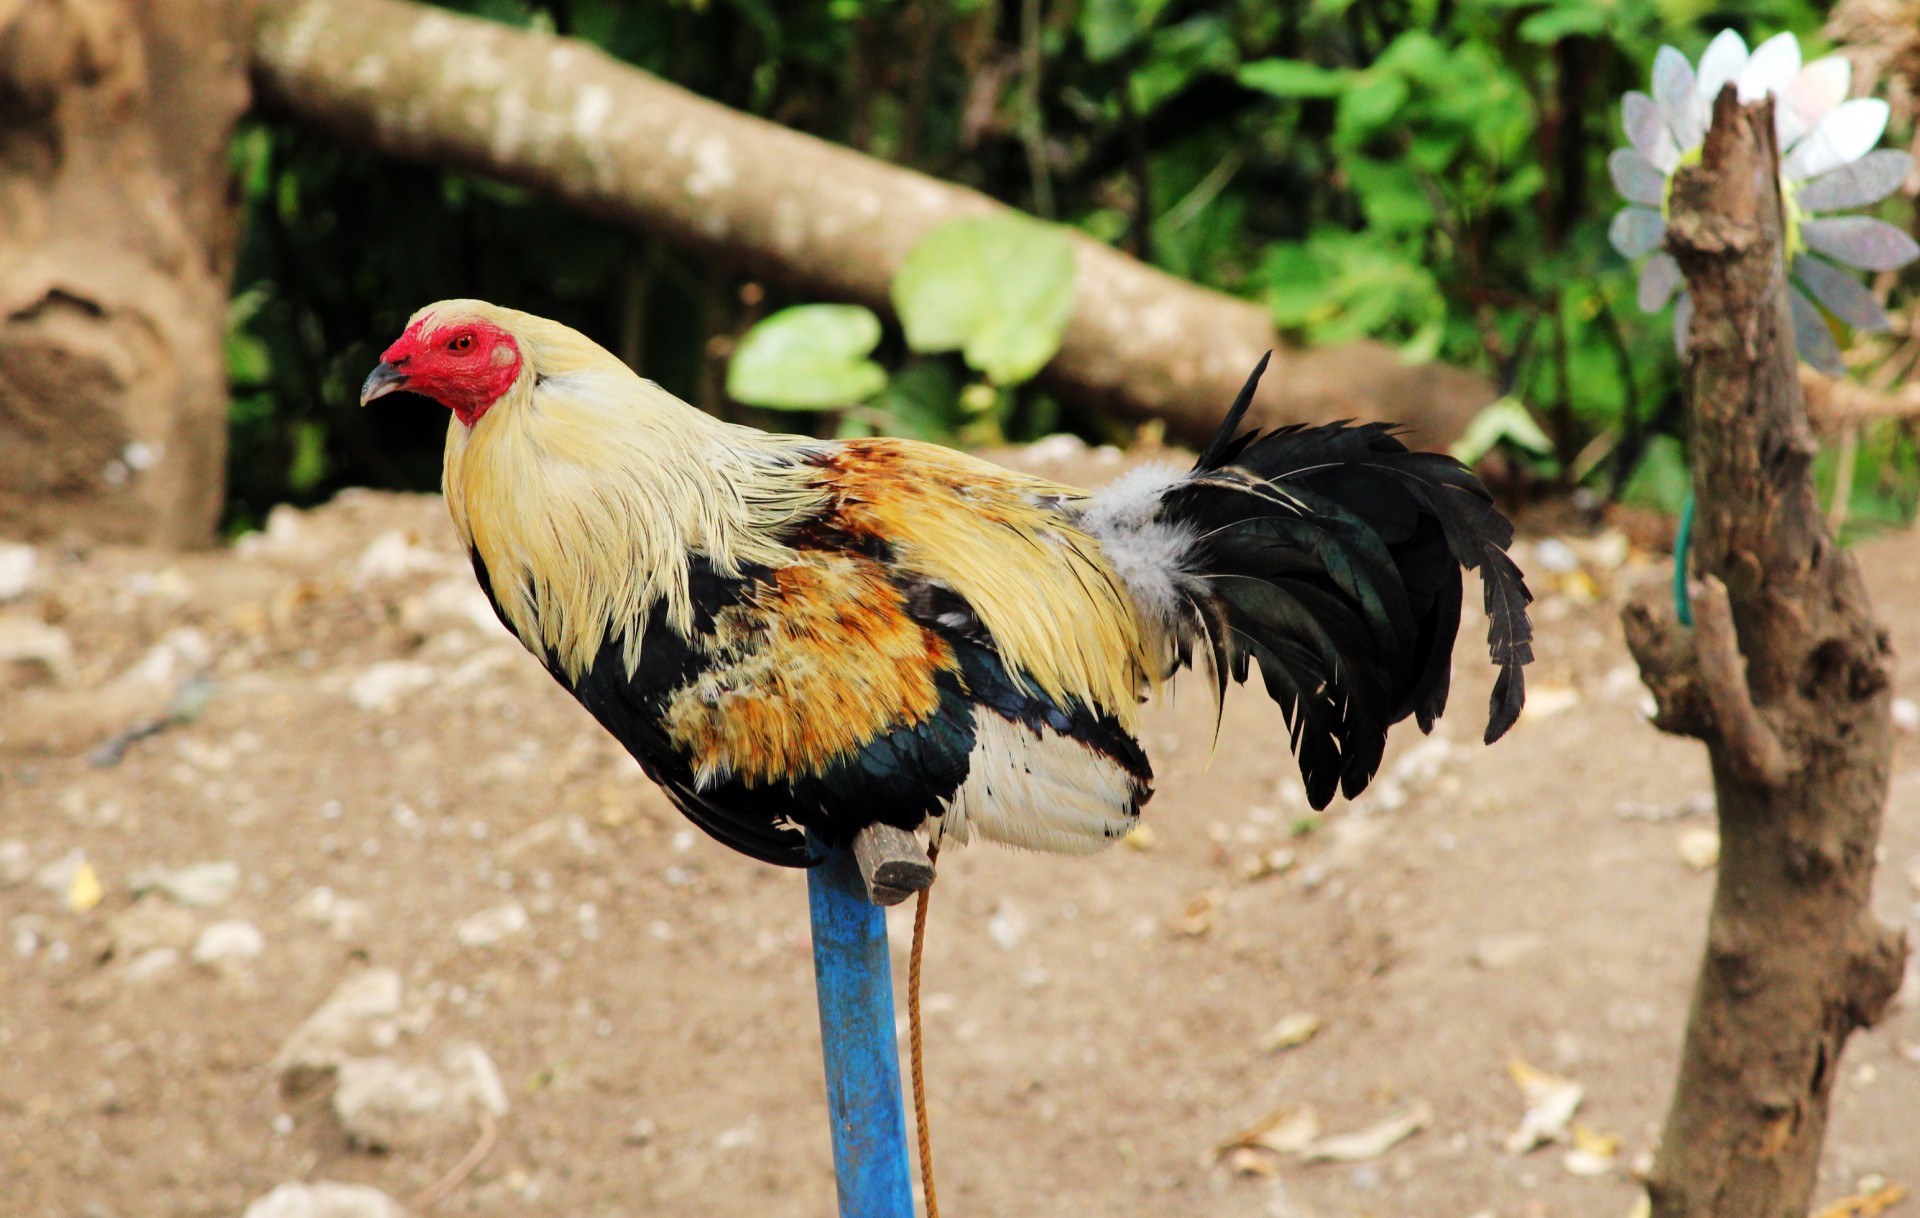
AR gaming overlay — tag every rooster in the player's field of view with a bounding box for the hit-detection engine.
[361,300,1533,863]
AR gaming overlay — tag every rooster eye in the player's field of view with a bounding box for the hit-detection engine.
[449,334,474,353]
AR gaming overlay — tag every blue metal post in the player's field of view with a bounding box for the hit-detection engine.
[807,838,916,1218]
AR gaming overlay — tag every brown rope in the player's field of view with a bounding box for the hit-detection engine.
[909,842,939,1218]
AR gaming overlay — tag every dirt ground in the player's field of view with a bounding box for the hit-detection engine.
[2,442,1918,1218]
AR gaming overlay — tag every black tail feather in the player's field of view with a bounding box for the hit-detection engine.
[1193,350,1272,473]
[1161,361,1534,806]
[1372,454,1534,742]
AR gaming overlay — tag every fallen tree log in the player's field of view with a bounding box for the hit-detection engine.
[249,0,1494,447]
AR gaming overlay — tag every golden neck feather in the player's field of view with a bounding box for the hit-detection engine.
[441,329,823,681]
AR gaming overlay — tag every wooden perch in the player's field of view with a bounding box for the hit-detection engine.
[851,823,935,907]
[247,0,1495,447]
[1621,86,1908,1218]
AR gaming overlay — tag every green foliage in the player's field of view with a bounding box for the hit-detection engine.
[223,116,659,531]
[1129,14,1243,114]
[1815,425,1920,543]
[1242,22,1558,365]
[892,215,1078,385]
[1079,0,1174,63]
[726,305,887,409]
[1236,59,1348,99]
[860,360,967,440]
[1260,231,1447,356]
[1217,0,1912,526]
[1620,434,1693,516]
[730,214,1079,442]
[224,0,1914,535]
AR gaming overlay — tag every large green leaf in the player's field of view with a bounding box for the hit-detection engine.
[726,304,887,410]
[1516,3,1610,44]
[1129,15,1240,113]
[1343,158,1435,234]
[892,215,1078,385]
[225,285,274,387]
[1080,0,1173,62]
[1237,58,1349,98]
[1333,71,1410,145]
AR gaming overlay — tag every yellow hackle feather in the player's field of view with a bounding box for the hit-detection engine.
[431,300,821,679]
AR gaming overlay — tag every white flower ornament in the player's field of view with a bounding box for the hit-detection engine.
[1608,31,1918,374]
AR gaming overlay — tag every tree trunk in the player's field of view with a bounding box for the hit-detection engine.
[0,0,251,547]
[247,0,1496,448]
[1619,88,1908,1218]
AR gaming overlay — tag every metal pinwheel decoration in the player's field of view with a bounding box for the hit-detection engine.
[1609,31,1919,374]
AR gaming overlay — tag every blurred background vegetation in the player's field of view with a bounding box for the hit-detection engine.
[226,0,1916,537]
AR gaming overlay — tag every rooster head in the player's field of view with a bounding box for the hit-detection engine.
[360,300,529,427]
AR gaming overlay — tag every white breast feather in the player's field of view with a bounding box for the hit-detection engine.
[932,714,1141,854]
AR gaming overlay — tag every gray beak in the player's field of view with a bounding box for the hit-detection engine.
[359,362,410,406]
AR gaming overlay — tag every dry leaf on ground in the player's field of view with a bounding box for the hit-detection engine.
[68,861,104,913]
[1299,1102,1432,1163]
[1174,888,1224,937]
[1223,1146,1277,1177]
[1260,1013,1322,1053]
[1218,1105,1321,1158]
[1239,846,1296,881]
[1504,1059,1584,1154]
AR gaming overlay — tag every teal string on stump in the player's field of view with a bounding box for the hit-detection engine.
[806,836,916,1218]
[1674,492,1696,628]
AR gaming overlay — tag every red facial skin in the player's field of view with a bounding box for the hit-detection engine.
[380,319,523,427]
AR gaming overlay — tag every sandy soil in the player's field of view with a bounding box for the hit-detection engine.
[2,444,1917,1218]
